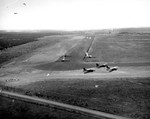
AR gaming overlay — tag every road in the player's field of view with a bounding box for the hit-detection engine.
[0,90,130,119]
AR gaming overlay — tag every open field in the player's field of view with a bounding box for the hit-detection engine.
[88,33,150,62]
[0,28,150,119]
[34,31,150,70]
[0,31,65,66]
[0,96,102,119]
[0,31,63,50]
[34,35,95,70]
[16,77,150,119]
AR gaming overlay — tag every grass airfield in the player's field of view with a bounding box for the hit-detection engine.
[0,28,150,119]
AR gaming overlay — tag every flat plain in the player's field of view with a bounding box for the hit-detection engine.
[0,28,150,119]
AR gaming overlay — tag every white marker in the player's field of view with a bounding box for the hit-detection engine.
[95,85,99,88]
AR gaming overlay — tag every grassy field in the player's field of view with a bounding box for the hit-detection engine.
[34,31,150,71]
[0,96,105,119]
[88,33,150,63]
[0,28,150,119]
[34,36,95,70]
[1,29,150,70]
[0,31,63,50]
[0,34,71,67]
[17,77,150,119]
[0,30,80,66]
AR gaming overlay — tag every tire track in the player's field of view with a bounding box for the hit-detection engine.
[86,36,95,53]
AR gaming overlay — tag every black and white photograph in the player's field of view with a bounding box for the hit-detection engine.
[0,0,150,119]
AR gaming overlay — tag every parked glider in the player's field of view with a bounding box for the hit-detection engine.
[85,52,92,58]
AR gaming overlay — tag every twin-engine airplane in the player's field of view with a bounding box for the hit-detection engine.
[96,63,118,72]
[83,68,95,74]
[96,63,110,69]
[83,65,118,74]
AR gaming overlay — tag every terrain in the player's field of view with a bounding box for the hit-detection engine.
[0,28,150,119]
[0,96,102,119]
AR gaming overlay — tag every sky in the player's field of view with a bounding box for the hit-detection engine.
[0,0,150,31]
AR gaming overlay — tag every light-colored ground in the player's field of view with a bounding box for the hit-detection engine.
[0,35,84,73]
[0,66,150,87]
[0,34,84,84]
[0,34,150,87]
[26,35,84,63]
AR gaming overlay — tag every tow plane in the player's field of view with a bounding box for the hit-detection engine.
[96,63,118,72]
[83,68,95,74]
[96,63,110,70]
